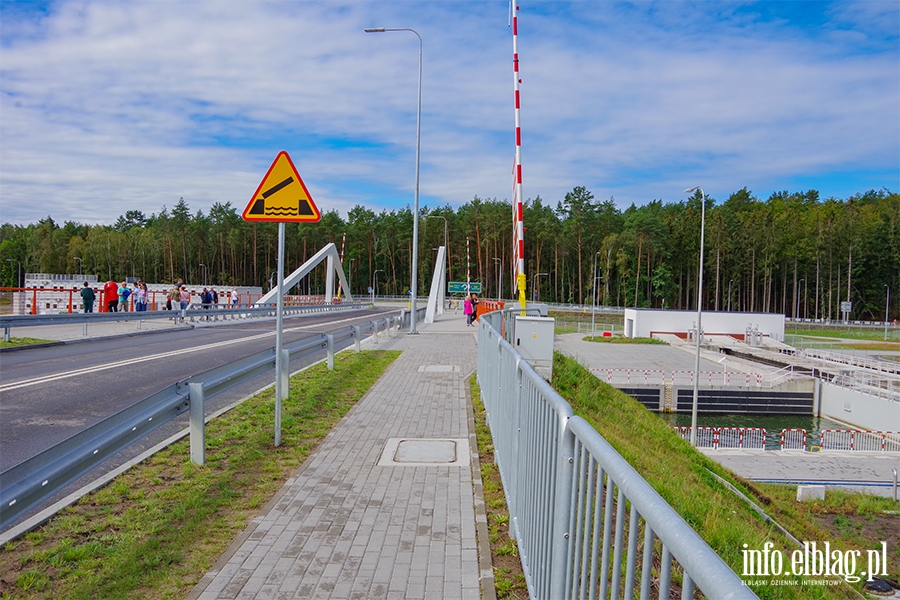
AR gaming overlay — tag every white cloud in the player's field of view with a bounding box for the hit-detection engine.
[0,0,897,226]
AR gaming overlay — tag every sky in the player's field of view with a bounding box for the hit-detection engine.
[0,0,898,226]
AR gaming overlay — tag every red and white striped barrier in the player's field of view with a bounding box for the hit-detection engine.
[780,428,807,450]
[820,430,900,452]
[591,368,665,385]
[671,427,766,449]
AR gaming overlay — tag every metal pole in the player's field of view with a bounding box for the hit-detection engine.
[511,3,526,313]
[365,27,422,333]
[886,285,891,341]
[685,186,706,446]
[372,269,384,305]
[796,279,803,321]
[493,257,501,301]
[727,279,733,312]
[591,251,600,339]
[274,222,285,447]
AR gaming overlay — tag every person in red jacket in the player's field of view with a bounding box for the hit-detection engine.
[103,279,118,312]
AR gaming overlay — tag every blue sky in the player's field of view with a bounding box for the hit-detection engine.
[1,0,897,225]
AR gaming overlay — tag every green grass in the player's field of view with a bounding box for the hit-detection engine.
[0,350,400,600]
[470,376,528,599]
[0,337,54,348]
[786,327,900,342]
[551,351,896,599]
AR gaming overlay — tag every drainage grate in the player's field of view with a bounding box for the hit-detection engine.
[377,438,470,467]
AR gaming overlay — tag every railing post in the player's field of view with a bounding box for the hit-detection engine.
[3,326,10,343]
[326,334,334,370]
[550,420,575,600]
[189,383,205,466]
[354,326,361,353]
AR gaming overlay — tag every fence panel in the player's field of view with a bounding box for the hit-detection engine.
[780,429,807,450]
[477,310,756,600]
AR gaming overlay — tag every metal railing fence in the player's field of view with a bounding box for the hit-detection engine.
[1,302,370,342]
[477,309,756,599]
[0,315,398,532]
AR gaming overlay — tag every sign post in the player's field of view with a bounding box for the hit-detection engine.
[243,151,321,446]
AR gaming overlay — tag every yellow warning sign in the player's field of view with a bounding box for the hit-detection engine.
[242,151,321,223]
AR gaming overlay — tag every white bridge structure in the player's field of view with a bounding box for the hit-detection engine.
[255,243,353,305]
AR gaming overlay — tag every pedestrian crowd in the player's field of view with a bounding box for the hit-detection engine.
[79,278,240,313]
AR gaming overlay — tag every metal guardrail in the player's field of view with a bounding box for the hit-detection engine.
[477,309,756,600]
[0,314,399,531]
[1,302,370,342]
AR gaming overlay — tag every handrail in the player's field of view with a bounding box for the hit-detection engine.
[0,315,395,532]
[476,309,756,599]
[0,303,370,342]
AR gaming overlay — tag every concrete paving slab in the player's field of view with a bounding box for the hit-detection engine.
[700,449,900,498]
[188,317,486,599]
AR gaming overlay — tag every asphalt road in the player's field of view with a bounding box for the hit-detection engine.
[0,308,394,472]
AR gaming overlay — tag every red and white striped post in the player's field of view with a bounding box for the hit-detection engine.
[511,3,526,312]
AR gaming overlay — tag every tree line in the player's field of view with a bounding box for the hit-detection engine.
[1,188,897,321]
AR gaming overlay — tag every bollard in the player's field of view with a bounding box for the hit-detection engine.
[83,322,88,337]
[189,383,206,465]
[326,334,334,370]
[372,321,378,344]
[354,326,361,353]
[4,326,9,343]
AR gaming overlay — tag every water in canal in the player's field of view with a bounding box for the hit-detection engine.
[656,412,850,450]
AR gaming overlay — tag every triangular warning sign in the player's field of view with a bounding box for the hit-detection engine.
[242,151,322,223]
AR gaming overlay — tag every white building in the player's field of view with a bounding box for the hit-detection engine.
[623,308,785,342]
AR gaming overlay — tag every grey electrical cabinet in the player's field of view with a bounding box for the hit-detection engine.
[514,316,555,380]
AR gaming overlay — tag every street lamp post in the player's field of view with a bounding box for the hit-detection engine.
[684,186,706,447]
[591,251,602,339]
[372,269,385,305]
[349,258,356,294]
[886,285,891,341]
[492,258,502,300]
[727,279,733,312]
[533,272,548,303]
[366,26,422,334]
[796,279,804,321]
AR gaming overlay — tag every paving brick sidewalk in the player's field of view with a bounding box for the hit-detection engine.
[188,317,487,599]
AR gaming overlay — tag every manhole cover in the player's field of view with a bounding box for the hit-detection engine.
[417,365,460,373]
[377,438,470,467]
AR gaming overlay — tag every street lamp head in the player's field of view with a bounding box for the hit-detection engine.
[364,27,385,33]
[684,187,700,194]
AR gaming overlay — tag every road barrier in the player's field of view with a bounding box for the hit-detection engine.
[780,428,807,450]
[820,430,900,452]
[0,314,398,533]
[0,302,369,342]
[478,309,755,600]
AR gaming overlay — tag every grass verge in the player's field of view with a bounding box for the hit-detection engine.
[552,351,898,599]
[0,350,400,600]
[470,376,528,599]
[786,327,900,343]
[0,337,54,348]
